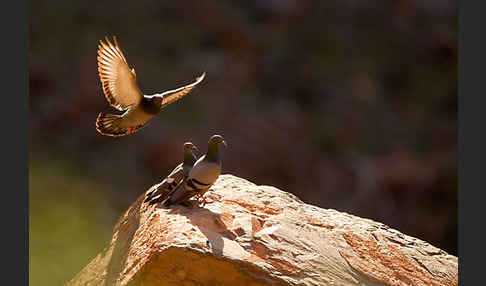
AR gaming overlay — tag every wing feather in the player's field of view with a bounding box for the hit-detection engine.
[97,36,142,111]
[145,163,188,204]
[144,72,206,108]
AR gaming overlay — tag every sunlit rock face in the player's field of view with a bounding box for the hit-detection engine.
[67,174,458,286]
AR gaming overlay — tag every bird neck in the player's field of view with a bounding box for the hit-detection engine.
[184,152,197,165]
[141,97,162,115]
[206,145,221,162]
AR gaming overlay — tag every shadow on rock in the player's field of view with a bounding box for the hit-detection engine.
[163,203,236,257]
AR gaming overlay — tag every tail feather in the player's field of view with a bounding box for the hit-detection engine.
[147,188,173,205]
[147,193,170,205]
[144,188,157,203]
[163,186,198,207]
[146,181,178,205]
[95,112,144,137]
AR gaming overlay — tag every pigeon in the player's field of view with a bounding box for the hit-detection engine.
[95,36,206,137]
[144,142,198,205]
[162,135,227,207]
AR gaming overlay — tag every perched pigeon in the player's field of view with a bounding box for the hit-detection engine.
[144,142,199,205]
[162,135,227,207]
[95,36,205,137]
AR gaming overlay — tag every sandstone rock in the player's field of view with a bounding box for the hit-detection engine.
[67,174,458,286]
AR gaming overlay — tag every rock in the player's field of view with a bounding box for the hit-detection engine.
[67,174,458,286]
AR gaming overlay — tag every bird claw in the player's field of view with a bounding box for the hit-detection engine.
[195,194,207,206]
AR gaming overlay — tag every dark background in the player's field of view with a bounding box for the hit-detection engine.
[29,1,457,285]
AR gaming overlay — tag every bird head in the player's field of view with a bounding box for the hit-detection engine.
[183,142,199,153]
[208,135,227,148]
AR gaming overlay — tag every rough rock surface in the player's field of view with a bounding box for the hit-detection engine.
[67,174,458,286]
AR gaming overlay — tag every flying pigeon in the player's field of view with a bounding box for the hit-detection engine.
[162,135,227,207]
[144,142,198,205]
[95,36,206,137]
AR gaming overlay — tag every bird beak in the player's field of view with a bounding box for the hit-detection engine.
[222,140,227,147]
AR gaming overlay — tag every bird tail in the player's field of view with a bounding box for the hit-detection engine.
[145,187,170,205]
[147,186,177,205]
[144,188,158,203]
[95,112,143,137]
[162,186,198,207]
[145,178,180,204]
[147,192,171,205]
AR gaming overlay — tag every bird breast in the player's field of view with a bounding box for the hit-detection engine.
[189,160,222,185]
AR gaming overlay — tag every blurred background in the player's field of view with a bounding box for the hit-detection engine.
[29,0,457,285]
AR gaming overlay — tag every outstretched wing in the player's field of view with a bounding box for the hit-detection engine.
[97,36,143,110]
[145,72,206,108]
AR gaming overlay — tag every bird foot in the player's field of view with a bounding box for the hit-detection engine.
[195,194,207,206]
[126,127,135,134]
